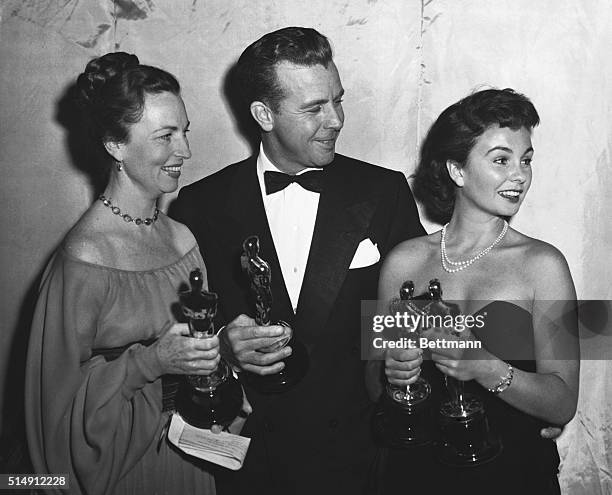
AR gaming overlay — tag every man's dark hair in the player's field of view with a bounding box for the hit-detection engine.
[414,88,540,223]
[235,27,333,112]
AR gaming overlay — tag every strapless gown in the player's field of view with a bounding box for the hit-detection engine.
[371,301,561,495]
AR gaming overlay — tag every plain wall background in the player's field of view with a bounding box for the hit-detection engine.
[1,1,610,492]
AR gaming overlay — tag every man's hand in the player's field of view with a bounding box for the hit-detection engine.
[221,315,292,375]
[540,426,564,439]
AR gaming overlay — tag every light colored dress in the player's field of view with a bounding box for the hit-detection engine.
[25,245,216,495]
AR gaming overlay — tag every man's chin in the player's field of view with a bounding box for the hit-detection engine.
[312,150,336,168]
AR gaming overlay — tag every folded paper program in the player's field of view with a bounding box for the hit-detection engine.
[167,414,251,470]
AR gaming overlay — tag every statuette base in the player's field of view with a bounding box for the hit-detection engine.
[436,397,502,466]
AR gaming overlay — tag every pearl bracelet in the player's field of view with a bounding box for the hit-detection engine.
[487,364,514,395]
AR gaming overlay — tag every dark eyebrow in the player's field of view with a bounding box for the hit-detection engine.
[154,126,178,133]
[300,89,345,109]
[300,98,327,109]
[485,146,534,155]
[153,121,190,134]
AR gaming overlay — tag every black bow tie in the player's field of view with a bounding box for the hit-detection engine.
[264,170,325,195]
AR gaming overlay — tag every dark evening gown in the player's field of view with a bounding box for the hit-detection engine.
[372,301,561,495]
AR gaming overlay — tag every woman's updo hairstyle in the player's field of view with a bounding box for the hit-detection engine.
[76,52,180,145]
[413,88,540,224]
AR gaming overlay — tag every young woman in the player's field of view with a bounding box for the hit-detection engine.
[371,88,579,494]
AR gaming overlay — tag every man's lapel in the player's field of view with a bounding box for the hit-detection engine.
[224,157,294,323]
[295,155,377,345]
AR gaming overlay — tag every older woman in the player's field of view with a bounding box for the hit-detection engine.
[25,53,258,495]
[371,89,579,494]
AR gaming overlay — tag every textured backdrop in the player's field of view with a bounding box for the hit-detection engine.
[1,1,610,492]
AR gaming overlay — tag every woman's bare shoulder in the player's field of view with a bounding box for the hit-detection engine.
[62,209,110,264]
[514,232,569,269]
[380,233,439,285]
[512,231,575,298]
[385,232,439,265]
[159,213,198,255]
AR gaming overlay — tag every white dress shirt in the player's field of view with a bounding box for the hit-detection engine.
[256,144,322,312]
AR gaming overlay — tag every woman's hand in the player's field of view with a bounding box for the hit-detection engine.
[427,327,490,382]
[431,351,491,382]
[152,323,221,376]
[384,347,423,387]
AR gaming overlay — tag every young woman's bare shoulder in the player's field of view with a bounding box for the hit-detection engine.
[384,233,438,269]
[519,234,575,298]
[388,233,438,257]
[520,235,569,270]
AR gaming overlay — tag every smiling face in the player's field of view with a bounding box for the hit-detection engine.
[454,125,534,217]
[260,61,344,174]
[114,91,191,197]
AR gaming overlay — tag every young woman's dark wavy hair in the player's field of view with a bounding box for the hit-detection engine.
[413,88,540,224]
[75,52,180,146]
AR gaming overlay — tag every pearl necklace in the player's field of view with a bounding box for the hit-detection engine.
[440,220,509,273]
[98,195,159,226]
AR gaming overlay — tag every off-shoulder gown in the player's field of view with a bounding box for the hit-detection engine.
[25,246,216,495]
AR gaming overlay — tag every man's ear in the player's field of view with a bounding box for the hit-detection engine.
[250,101,274,132]
[104,140,124,163]
[446,159,464,187]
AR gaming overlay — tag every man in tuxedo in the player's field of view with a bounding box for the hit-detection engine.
[173,27,424,495]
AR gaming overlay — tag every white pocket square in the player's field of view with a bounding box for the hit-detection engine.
[349,238,380,269]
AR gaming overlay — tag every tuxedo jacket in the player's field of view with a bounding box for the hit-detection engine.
[172,153,424,495]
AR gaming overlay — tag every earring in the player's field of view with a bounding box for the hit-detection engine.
[116,160,123,172]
